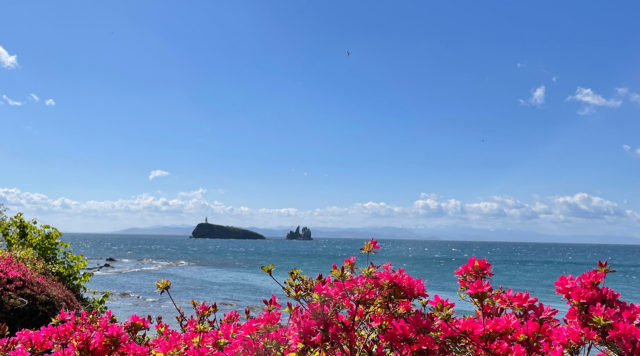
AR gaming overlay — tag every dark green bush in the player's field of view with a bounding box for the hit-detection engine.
[0,210,108,317]
[0,251,82,334]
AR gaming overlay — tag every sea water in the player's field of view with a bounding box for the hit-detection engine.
[65,234,640,326]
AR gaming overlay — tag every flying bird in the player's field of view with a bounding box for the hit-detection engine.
[346,51,350,57]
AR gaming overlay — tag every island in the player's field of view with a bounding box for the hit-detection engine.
[286,226,313,240]
[190,218,266,240]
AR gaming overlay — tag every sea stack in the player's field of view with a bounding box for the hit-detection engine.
[286,226,313,240]
[190,218,266,240]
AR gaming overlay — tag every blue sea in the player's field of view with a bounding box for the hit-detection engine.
[65,234,640,326]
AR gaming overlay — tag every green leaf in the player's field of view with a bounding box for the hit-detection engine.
[261,264,274,274]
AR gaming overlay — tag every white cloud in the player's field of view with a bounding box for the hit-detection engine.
[3,95,22,106]
[566,87,622,114]
[623,145,640,158]
[30,94,39,102]
[517,63,525,68]
[577,106,596,116]
[552,77,557,84]
[149,170,170,180]
[45,99,55,106]
[0,45,18,69]
[615,87,640,106]
[524,85,545,107]
[550,193,624,219]
[1,188,640,236]
[567,87,622,107]
[616,88,629,95]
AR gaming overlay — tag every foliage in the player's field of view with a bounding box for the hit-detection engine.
[0,213,91,294]
[2,238,640,355]
[0,212,108,317]
[0,203,6,223]
[0,252,82,335]
[86,290,110,314]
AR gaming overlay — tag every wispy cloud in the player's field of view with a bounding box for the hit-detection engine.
[615,87,640,106]
[0,45,18,69]
[566,87,622,115]
[616,88,629,95]
[3,95,23,106]
[577,106,596,116]
[1,94,55,106]
[552,77,557,84]
[566,87,621,107]
[517,63,526,68]
[623,145,640,158]
[521,85,545,107]
[149,170,170,180]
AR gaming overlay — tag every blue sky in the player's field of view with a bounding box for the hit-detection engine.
[1,1,640,235]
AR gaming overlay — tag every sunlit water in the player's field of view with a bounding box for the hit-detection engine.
[65,234,640,327]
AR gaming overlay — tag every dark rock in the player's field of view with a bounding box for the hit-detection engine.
[103,263,111,268]
[302,227,312,240]
[190,222,266,240]
[286,226,301,240]
[286,226,313,240]
[245,305,263,312]
[105,258,117,262]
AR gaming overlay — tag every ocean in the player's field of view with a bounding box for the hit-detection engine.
[65,233,640,327]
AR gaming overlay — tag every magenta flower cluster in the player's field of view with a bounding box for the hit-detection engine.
[0,254,81,332]
[2,239,639,356]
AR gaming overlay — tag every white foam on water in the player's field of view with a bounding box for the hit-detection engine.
[87,259,190,275]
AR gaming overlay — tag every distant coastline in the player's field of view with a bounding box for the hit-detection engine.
[104,225,640,245]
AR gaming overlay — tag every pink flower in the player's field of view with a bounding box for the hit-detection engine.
[3,248,637,356]
[343,256,356,271]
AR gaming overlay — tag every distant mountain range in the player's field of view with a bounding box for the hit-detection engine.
[113,224,195,236]
[109,224,640,244]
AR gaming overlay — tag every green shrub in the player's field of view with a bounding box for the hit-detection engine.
[0,211,108,313]
[0,213,91,293]
[0,203,6,223]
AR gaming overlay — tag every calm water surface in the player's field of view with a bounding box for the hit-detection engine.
[65,234,640,326]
